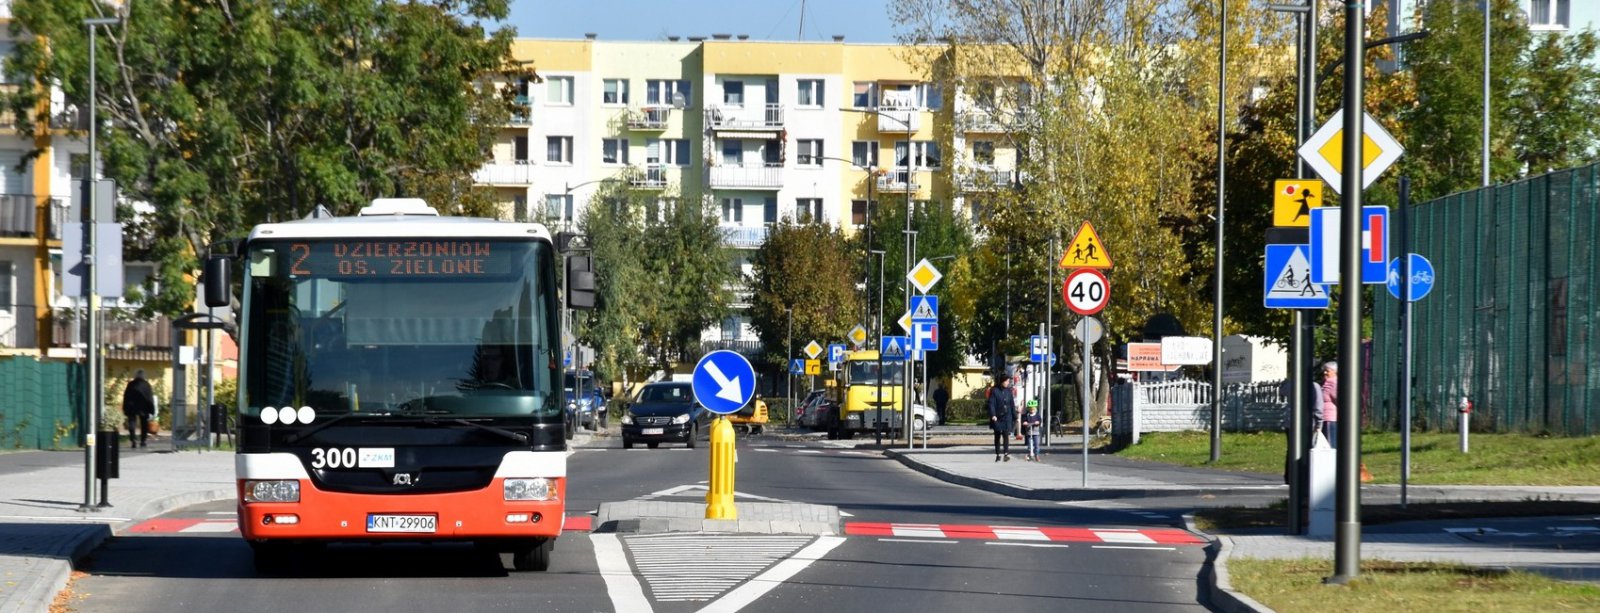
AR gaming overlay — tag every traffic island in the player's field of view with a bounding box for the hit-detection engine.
[593,500,840,535]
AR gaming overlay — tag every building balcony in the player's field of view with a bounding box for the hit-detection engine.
[720,224,769,249]
[0,194,65,240]
[873,106,920,132]
[957,111,1008,133]
[625,106,672,130]
[705,104,784,132]
[472,162,534,186]
[957,166,1015,191]
[627,164,669,189]
[875,169,920,193]
[709,164,784,190]
[51,311,174,361]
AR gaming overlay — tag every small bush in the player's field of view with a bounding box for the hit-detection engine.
[947,398,989,423]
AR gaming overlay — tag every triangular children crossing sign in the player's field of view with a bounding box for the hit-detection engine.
[1059,220,1113,269]
[1263,244,1329,309]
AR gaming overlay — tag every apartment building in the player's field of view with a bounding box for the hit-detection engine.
[1387,0,1598,55]
[478,36,1021,344]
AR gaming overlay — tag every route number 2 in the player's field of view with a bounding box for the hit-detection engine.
[1063,269,1110,316]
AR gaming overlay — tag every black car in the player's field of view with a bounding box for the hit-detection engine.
[620,382,711,449]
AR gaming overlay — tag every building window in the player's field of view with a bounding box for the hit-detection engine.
[545,194,574,222]
[722,141,743,165]
[647,79,692,106]
[721,316,741,342]
[852,81,878,108]
[1529,0,1570,28]
[0,260,13,312]
[602,138,629,165]
[918,83,943,109]
[547,76,573,105]
[972,140,995,165]
[513,136,530,162]
[602,79,629,105]
[797,139,823,166]
[912,141,941,169]
[795,198,823,223]
[721,197,744,223]
[513,196,529,222]
[851,141,879,168]
[763,197,778,224]
[968,198,987,224]
[665,139,691,165]
[851,200,878,226]
[546,136,573,164]
[762,139,782,166]
[797,79,824,107]
[723,80,744,106]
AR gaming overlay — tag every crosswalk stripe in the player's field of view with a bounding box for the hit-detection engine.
[1092,530,1157,544]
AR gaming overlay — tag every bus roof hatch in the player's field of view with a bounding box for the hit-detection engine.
[360,198,439,217]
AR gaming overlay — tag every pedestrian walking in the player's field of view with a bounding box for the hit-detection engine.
[932,383,950,425]
[121,369,157,448]
[1021,400,1042,461]
[988,374,1016,462]
[1319,362,1338,449]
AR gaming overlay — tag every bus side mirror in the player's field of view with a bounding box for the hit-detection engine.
[204,256,231,308]
[567,255,596,310]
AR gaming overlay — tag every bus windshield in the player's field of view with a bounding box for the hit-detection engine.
[847,361,905,386]
[240,238,562,421]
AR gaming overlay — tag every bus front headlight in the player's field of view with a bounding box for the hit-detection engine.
[244,480,300,503]
[504,478,555,501]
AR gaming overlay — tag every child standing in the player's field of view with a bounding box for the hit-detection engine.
[1021,400,1043,461]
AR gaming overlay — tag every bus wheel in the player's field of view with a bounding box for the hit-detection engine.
[512,539,551,572]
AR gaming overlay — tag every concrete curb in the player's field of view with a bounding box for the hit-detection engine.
[22,487,239,613]
[1186,514,1275,613]
[883,449,1273,502]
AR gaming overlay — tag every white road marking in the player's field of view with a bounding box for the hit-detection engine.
[1092,530,1156,544]
[984,542,1070,549]
[890,524,947,539]
[992,527,1050,541]
[180,521,239,533]
[1091,545,1177,551]
[697,536,846,613]
[206,511,235,516]
[592,533,653,613]
[0,515,134,522]
[877,538,957,544]
[795,450,824,454]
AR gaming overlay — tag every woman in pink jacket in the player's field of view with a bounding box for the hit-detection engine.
[1320,362,1338,449]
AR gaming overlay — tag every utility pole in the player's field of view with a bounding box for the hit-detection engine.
[1210,0,1228,464]
[1482,0,1491,187]
[80,16,120,513]
[1330,0,1366,584]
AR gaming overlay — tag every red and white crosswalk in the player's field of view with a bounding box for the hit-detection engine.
[843,522,1206,546]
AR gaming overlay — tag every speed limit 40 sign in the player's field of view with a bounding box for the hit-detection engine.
[1063,268,1110,316]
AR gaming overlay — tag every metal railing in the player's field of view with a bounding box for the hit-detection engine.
[875,169,920,193]
[956,111,1007,133]
[874,106,919,132]
[705,103,784,130]
[629,164,668,188]
[719,224,769,249]
[625,106,672,130]
[709,165,783,190]
[958,167,1014,191]
[472,162,534,185]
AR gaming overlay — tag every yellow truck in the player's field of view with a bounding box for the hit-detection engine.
[825,350,906,439]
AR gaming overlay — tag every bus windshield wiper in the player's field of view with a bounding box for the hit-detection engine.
[442,418,528,445]
[284,411,388,445]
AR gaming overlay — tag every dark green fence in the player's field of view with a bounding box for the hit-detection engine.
[0,357,87,449]
[1371,163,1599,435]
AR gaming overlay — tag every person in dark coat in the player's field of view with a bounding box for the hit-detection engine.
[988,374,1016,461]
[121,369,156,448]
[932,384,950,425]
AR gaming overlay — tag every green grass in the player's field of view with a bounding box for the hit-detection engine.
[1228,558,1600,612]
[1116,430,1600,486]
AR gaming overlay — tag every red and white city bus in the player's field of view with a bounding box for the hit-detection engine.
[203,198,592,572]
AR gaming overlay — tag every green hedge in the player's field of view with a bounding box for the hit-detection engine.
[947,398,988,424]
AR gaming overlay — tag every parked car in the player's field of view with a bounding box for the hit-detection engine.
[908,403,940,430]
[795,390,833,430]
[620,382,711,449]
[564,370,606,434]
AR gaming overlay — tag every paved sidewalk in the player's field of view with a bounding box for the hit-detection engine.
[887,444,1600,613]
[0,447,236,613]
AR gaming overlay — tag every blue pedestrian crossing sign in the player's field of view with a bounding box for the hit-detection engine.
[880,336,910,361]
[1264,244,1329,309]
[692,350,756,415]
[909,295,939,323]
[827,343,846,365]
[789,358,805,375]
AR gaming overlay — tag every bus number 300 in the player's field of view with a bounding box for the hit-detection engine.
[311,447,359,469]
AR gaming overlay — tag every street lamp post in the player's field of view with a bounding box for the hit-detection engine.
[80,15,120,513]
[786,306,793,425]
[869,250,886,442]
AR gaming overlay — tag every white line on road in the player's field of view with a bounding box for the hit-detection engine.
[877,538,957,544]
[697,536,845,613]
[983,542,1071,548]
[592,533,653,613]
[0,515,133,522]
[1090,545,1177,551]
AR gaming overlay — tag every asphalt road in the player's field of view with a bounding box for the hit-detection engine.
[63,433,1213,613]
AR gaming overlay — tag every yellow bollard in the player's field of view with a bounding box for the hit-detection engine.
[705,416,737,520]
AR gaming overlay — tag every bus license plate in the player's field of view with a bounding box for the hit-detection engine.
[642,428,664,435]
[367,514,437,533]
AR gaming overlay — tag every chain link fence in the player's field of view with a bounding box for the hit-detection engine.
[1371,163,1599,435]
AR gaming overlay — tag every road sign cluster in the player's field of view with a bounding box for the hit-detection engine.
[1059,221,1112,318]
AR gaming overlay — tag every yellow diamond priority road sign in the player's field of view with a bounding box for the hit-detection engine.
[1297,108,1404,194]
[907,258,943,294]
[848,324,867,347]
[804,340,823,360]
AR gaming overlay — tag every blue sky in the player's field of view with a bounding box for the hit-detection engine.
[500,0,900,43]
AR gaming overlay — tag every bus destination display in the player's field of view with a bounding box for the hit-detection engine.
[284,241,518,278]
